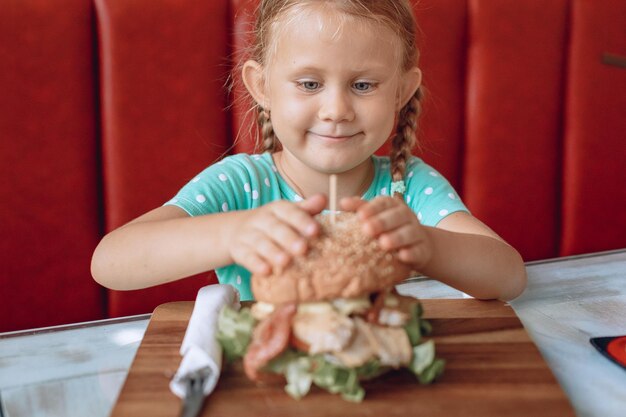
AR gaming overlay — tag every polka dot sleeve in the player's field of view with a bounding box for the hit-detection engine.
[161,153,290,302]
[404,157,469,227]
[163,154,266,216]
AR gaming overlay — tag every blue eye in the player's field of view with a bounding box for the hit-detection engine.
[299,81,320,91]
[353,82,373,92]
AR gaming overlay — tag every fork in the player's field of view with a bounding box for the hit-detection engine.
[179,368,210,417]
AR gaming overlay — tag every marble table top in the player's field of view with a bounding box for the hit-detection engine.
[1,249,625,417]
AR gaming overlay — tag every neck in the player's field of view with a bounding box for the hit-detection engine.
[273,151,373,206]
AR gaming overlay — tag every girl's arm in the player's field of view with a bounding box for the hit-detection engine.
[91,195,326,290]
[419,212,527,301]
[91,205,252,290]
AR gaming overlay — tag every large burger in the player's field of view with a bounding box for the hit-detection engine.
[217,212,444,402]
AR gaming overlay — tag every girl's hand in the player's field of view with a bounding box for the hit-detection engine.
[341,196,434,271]
[229,194,327,275]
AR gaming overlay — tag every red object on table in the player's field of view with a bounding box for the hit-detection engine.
[607,336,626,367]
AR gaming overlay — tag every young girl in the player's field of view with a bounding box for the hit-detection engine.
[91,0,526,301]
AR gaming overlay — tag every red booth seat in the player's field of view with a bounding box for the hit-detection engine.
[1,0,624,332]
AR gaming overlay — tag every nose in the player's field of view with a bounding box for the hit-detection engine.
[318,88,355,122]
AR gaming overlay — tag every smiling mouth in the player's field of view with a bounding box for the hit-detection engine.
[309,132,359,140]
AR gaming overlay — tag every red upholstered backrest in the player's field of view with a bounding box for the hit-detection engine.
[412,0,468,191]
[562,0,626,255]
[462,0,568,261]
[231,0,260,155]
[1,0,625,330]
[0,0,104,332]
[94,0,232,317]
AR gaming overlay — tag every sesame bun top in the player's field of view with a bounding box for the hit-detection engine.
[251,212,414,304]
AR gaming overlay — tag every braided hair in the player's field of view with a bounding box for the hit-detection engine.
[390,87,423,198]
[257,107,279,152]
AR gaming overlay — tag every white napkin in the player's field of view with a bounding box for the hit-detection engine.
[169,284,240,398]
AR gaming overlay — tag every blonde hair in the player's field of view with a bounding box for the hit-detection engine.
[244,0,423,192]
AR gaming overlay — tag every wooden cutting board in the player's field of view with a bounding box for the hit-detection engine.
[110,300,575,416]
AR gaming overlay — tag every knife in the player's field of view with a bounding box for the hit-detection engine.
[179,368,210,417]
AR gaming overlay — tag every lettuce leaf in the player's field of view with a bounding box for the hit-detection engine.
[355,359,384,380]
[264,351,366,402]
[216,306,256,362]
[310,355,365,402]
[410,339,435,374]
[262,349,298,372]
[417,358,445,384]
[408,339,445,383]
[403,302,423,345]
[284,357,314,399]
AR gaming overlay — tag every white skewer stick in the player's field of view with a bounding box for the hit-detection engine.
[329,174,337,225]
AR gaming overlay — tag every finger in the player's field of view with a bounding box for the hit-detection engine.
[253,213,308,256]
[378,223,420,251]
[232,243,272,276]
[271,201,320,237]
[240,228,292,271]
[339,196,367,212]
[398,245,430,270]
[298,193,327,215]
[356,196,398,220]
[362,203,415,237]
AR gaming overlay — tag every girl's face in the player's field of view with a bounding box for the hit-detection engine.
[245,5,421,177]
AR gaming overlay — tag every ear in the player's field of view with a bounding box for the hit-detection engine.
[242,60,269,109]
[397,67,422,111]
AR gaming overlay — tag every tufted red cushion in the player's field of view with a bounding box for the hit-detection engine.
[413,0,468,191]
[561,0,626,256]
[2,0,625,330]
[463,0,568,261]
[95,0,230,317]
[0,0,104,331]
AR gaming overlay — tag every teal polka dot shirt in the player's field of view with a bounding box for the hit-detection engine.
[165,152,468,300]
